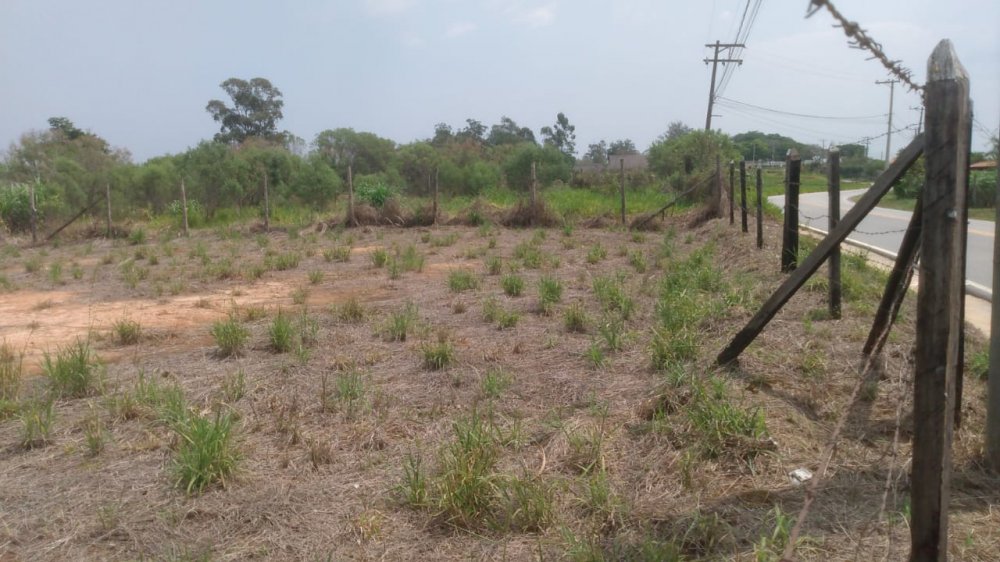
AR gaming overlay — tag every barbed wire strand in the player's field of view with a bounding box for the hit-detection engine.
[805,0,924,96]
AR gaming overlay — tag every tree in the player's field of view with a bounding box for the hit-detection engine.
[584,141,608,164]
[647,129,738,180]
[206,78,285,145]
[661,121,692,142]
[487,116,536,146]
[608,139,637,155]
[457,119,487,144]
[540,112,576,156]
[47,117,85,140]
[431,123,454,147]
[502,144,572,190]
[313,128,396,178]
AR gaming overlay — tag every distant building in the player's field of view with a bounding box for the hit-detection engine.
[573,153,648,173]
[970,160,996,171]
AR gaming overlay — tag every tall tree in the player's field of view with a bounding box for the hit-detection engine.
[487,116,536,146]
[457,119,487,144]
[206,78,285,145]
[662,121,692,142]
[608,139,637,155]
[540,112,576,157]
[584,141,608,164]
[47,117,85,140]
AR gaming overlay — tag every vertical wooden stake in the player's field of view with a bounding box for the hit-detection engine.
[105,181,113,238]
[728,161,735,225]
[755,167,763,249]
[180,179,189,237]
[989,115,1000,470]
[828,148,842,318]
[347,164,356,227]
[530,161,538,207]
[714,154,723,218]
[29,179,38,244]
[433,167,439,225]
[262,171,270,233]
[782,149,801,272]
[910,39,970,562]
[619,158,626,227]
[739,160,748,233]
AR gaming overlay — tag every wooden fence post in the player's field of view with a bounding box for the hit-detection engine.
[433,168,440,225]
[828,148,842,318]
[531,161,538,208]
[180,179,189,237]
[755,166,763,249]
[782,149,801,272]
[29,179,38,244]
[262,171,270,233]
[347,164,356,227]
[105,182,113,238]
[728,161,735,225]
[619,158,626,226]
[714,154,723,218]
[990,116,1000,470]
[910,39,970,562]
[739,160,748,233]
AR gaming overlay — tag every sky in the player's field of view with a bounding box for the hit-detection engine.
[1,0,997,163]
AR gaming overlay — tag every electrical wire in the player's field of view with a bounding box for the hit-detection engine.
[717,96,887,121]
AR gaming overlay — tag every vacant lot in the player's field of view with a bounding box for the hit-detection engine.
[0,212,996,561]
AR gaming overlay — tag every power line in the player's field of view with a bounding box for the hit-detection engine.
[716,0,763,98]
[716,96,887,121]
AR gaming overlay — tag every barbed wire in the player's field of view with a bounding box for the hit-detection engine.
[805,0,923,96]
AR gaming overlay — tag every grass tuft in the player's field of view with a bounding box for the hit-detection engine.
[43,340,101,398]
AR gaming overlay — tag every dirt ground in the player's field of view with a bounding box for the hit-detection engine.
[0,212,997,561]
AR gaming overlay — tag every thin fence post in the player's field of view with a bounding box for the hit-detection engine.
[531,161,538,207]
[105,181,113,238]
[755,166,763,249]
[262,171,270,233]
[739,160,748,233]
[714,154,722,218]
[910,39,970,562]
[728,161,735,225]
[619,158,626,226]
[180,179,189,237]
[433,167,439,225]
[828,148,842,318]
[990,114,1000,470]
[782,149,801,272]
[347,164,356,227]
[29,179,37,244]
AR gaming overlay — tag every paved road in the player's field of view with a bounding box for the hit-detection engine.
[767,188,995,296]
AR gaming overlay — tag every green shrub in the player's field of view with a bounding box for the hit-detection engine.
[112,318,142,345]
[422,337,455,370]
[563,302,590,333]
[19,398,55,449]
[381,302,418,342]
[269,311,296,353]
[0,342,22,401]
[448,270,480,292]
[43,340,101,398]
[501,274,524,297]
[371,247,389,268]
[211,317,249,357]
[172,411,241,494]
[355,177,396,208]
[538,276,563,313]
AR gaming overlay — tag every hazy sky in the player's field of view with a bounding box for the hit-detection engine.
[1,0,997,162]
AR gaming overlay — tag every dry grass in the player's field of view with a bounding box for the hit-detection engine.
[0,216,995,561]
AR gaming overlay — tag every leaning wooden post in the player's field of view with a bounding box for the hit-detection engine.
[29,179,38,244]
[347,164,356,227]
[180,178,189,237]
[989,118,1000,471]
[782,149,802,272]
[619,158,626,226]
[262,171,270,233]
[755,166,763,249]
[105,181,113,238]
[828,148,842,318]
[739,160,748,233]
[728,161,735,225]
[910,39,970,562]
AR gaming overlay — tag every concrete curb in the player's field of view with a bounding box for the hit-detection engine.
[799,224,992,303]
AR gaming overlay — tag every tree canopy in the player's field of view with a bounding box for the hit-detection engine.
[540,112,576,157]
[206,78,285,145]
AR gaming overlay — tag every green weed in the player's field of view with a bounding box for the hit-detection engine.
[210,317,249,357]
[43,340,102,398]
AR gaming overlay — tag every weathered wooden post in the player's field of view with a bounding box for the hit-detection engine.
[728,161,735,225]
[180,178,189,237]
[29,179,38,244]
[910,39,970,562]
[990,118,1000,471]
[262,171,270,233]
[531,161,538,208]
[782,149,801,272]
[433,168,440,225]
[347,164,356,227]
[105,181,113,238]
[739,160,748,233]
[619,158,626,226]
[755,166,763,249]
[828,148,842,318]
[713,154,723,218]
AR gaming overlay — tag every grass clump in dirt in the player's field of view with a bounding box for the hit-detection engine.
[686,377,769,462]
[592,273,634,320]
[563,302,590,333]
[171,409,241,495]
[335,297,366,323]
[501,273,524,297]
[537,275,563,314]
[43,340,102,398]
[112,318,142,345]
[268,310,296,353]
[0,342,22,403]
[448,269,480,292]
[19,397,55,449]
[211,316,250,357]
[381,302,419,342]
[422,333,456,370]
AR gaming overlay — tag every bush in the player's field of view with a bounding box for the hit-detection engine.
[43,340,101,398]
[211,317,249,357]
[355,177,396,208]
[172,411,241,494]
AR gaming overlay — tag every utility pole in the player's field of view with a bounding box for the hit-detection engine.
[876,78,899,170]
[911,105,925,135]
[704,40,744,131]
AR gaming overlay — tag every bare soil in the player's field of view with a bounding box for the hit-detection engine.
[0,213,996,561]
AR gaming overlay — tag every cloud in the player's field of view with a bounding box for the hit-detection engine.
[446,21,478,38]
[513,3,556,27]
[364,0,416,17]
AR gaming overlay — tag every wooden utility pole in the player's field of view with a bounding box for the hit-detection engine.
[782,149,802,272]
[180,179,189,237]
[105,182,113,238]
[828,148,842,318]
[728,161,735,225]
[703,41,744,131]
[877,78,899,170]
[755,166,763,249]
[909,40,969,562]
[739,160,748,233]
[262,171,270,233]
[347,165,356,227]
[619,158,626,226]
[990,115,1000,471]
